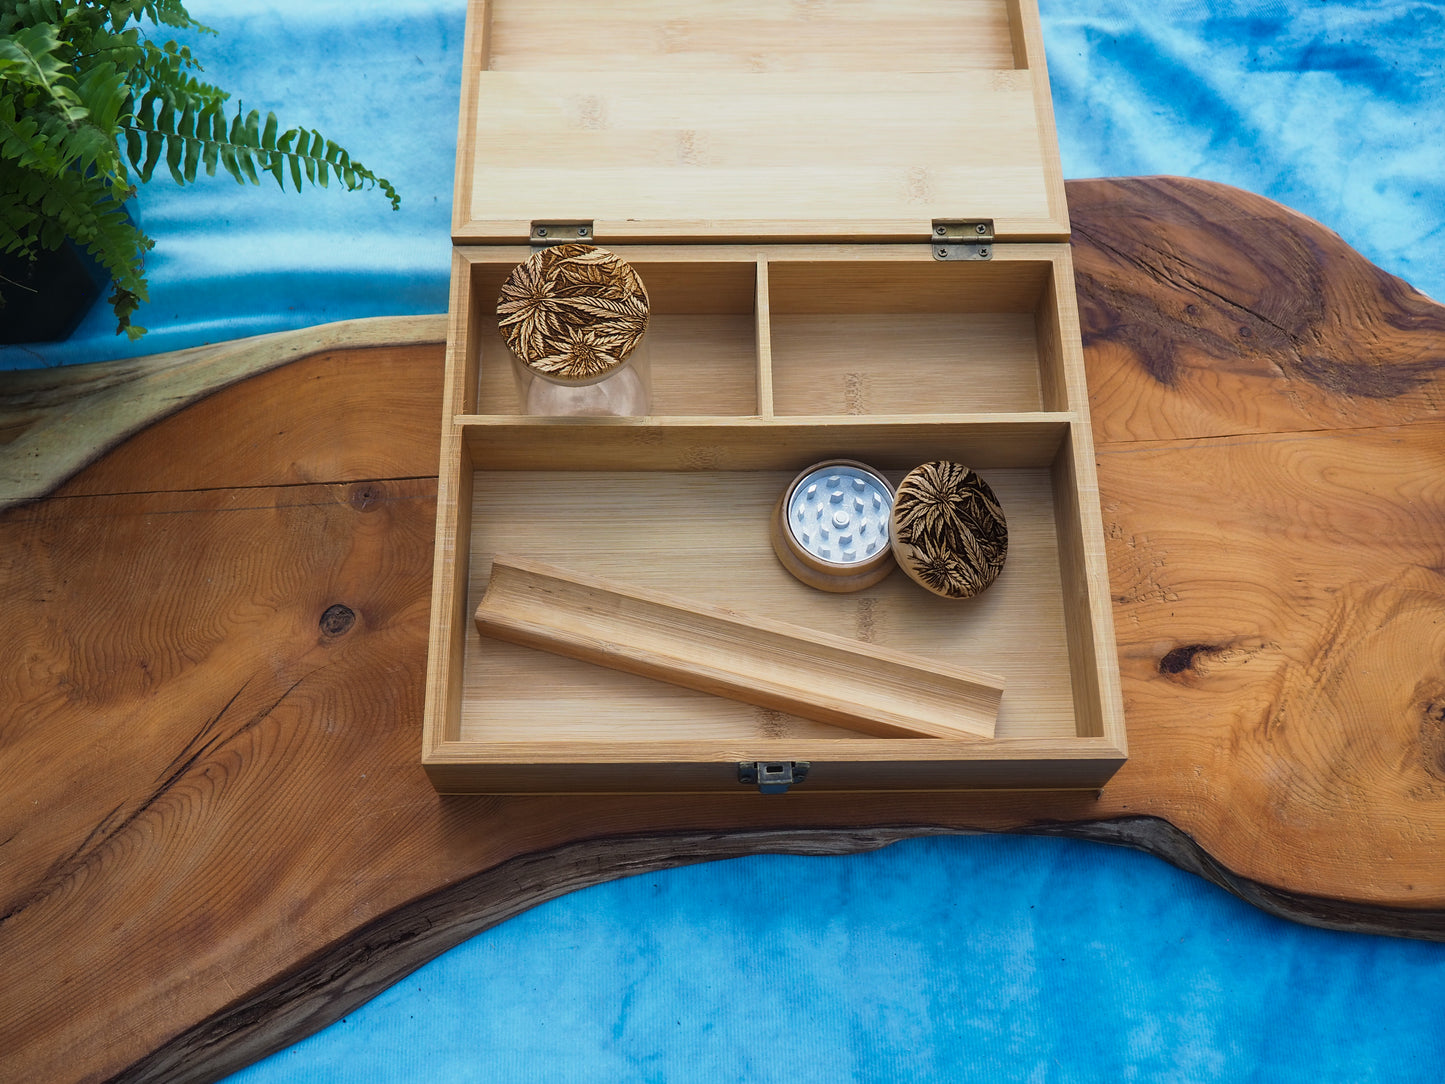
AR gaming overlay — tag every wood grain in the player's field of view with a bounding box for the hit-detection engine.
[3,178,1445,1083]
[0,315,446,510]
[1070,177,1445,441]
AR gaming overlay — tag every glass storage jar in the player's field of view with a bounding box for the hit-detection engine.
[497,243,651,416]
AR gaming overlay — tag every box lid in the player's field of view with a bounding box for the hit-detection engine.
[453,0,1069,245]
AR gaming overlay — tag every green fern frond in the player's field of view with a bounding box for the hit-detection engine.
[140,0,212,35]
[122,100,402,210]
[136,38,227,104]
[0,23,87,124]
[0,4,64,37]
[1,0,401,339]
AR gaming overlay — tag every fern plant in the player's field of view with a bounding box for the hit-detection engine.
[0,0,399,340]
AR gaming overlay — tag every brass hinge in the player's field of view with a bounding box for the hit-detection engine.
[531,221,594,247]
[931,220,994,261]
[738,761,810,795]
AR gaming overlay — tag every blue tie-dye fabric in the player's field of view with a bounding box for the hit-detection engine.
[1044,0,1444,303]
[227,836,1445,1083]
[4,1,1442,1078]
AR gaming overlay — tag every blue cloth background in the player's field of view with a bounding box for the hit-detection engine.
[230,836,1445,1083]
[1,0,1442,368]
[3,0,1441,1078]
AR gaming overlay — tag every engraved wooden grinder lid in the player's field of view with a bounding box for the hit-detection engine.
[890,461,1008,599]
[497,243,650,384]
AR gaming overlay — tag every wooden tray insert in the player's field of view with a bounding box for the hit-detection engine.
[424,244,1125,792]
[474,557,1004,742]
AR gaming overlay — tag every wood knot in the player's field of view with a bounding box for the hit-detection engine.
[319,604,356,637]
[1420,696,1445,783]
[1159,643,1216,675]
[349,482,385,512]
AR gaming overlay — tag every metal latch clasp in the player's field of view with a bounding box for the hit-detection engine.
[531,221,595,247]
[738,761,810,795]
[932,220,994,261]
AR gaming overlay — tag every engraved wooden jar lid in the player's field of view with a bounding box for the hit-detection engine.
[497,244,650,384]
[890,461,1008,599]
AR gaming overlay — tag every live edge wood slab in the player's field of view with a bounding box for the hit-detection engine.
[3,177,1445,1082]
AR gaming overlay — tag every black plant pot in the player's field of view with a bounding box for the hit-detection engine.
[0,243,108,344]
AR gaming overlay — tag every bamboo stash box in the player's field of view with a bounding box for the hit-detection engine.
[422,0,1126,793]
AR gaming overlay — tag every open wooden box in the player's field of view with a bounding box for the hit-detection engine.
[423,0,1126,793]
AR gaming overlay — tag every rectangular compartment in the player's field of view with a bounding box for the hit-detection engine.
[426,419,1122,791]
[461,456,1065,745]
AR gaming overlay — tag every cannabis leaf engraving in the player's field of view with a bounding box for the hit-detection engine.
[892,461,1007,598]
[497,244,649,380]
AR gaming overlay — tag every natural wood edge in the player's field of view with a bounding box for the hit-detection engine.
[110,828,915,1084]
[112,818,1445,1083]
[1022,817,1445,942]
[0,314,448,510]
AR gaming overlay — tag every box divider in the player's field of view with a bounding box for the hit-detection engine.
[457,414,1074,472]
[754,257,774,418]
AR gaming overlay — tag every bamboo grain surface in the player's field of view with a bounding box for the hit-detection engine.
[452,0,1068,243]
[3,178,1445,1082]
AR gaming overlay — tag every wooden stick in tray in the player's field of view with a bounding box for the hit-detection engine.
[475,557,1003,741]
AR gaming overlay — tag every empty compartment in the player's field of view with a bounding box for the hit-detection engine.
[769,258,1055,416]
[470,257,760,416]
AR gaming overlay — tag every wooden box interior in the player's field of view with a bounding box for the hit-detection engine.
[423,245,1126,792]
